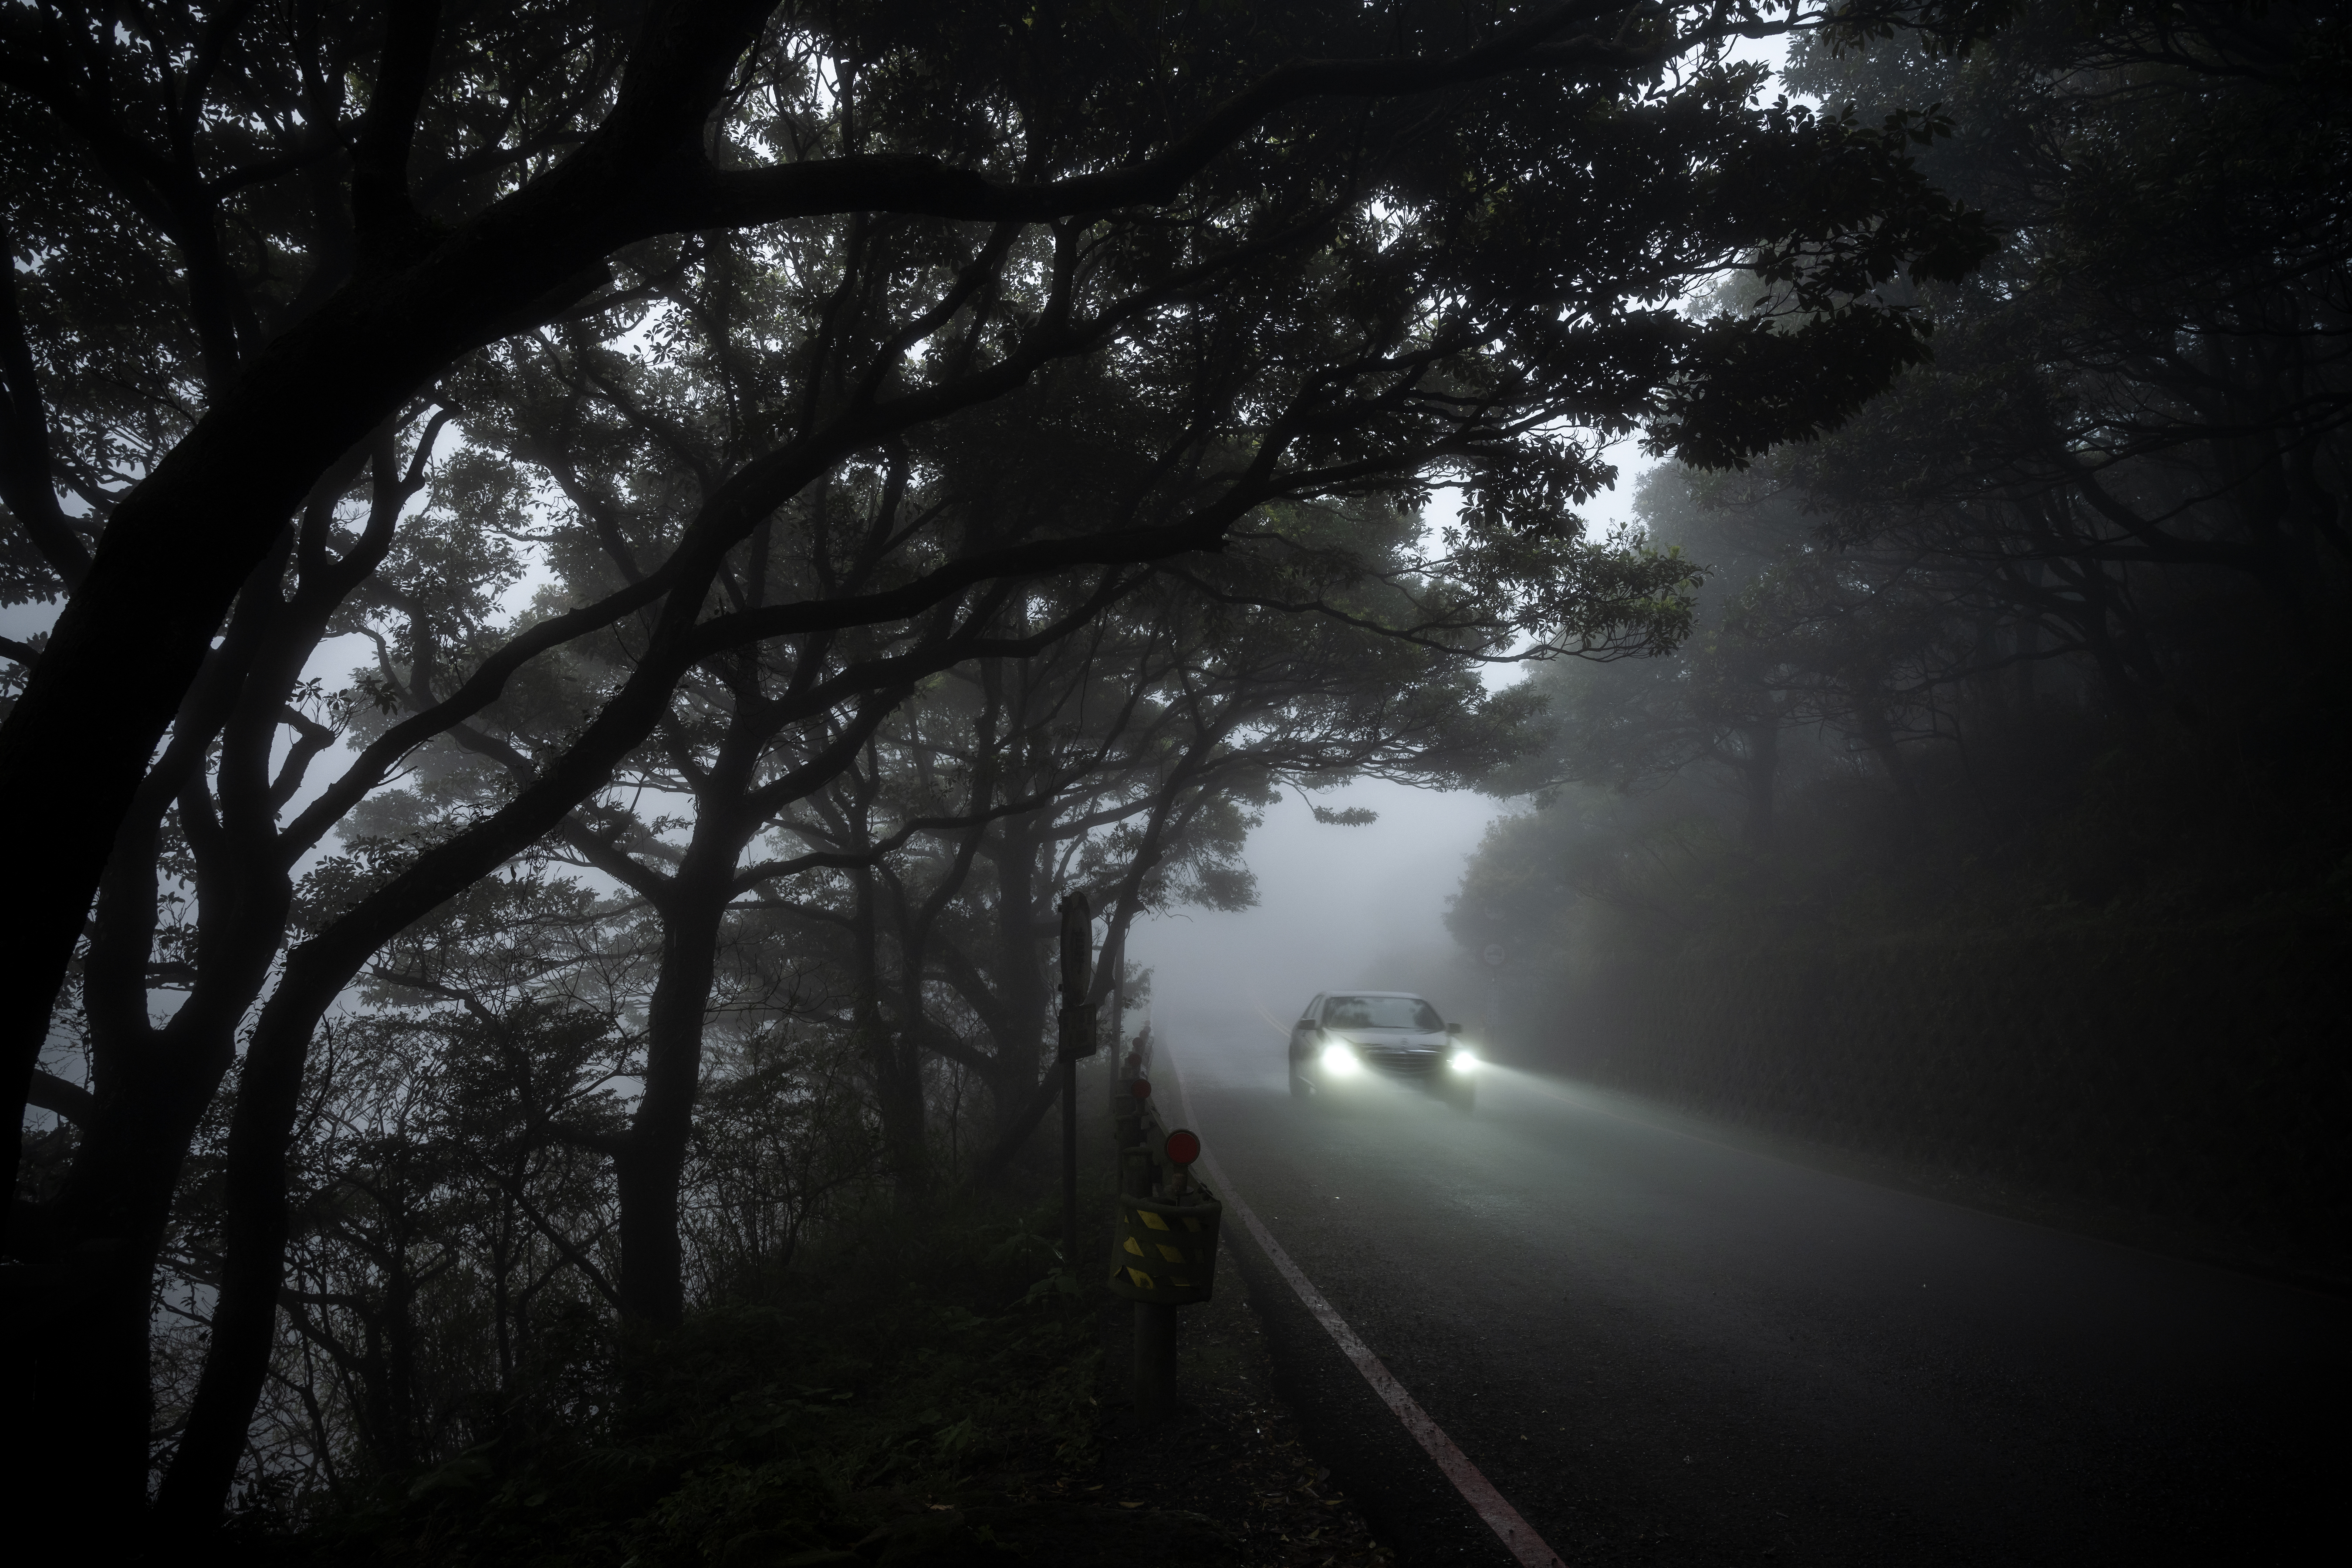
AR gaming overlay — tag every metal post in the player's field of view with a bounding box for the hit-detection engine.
[1131,1126,1201,1427]
[1056,892,1095,1267]
[1108,961,1124,1070]
[1133,1301,1177,1426]
[1059,1051,1078,1264]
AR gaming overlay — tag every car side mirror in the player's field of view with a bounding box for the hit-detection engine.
[1446,1022,1462,1035]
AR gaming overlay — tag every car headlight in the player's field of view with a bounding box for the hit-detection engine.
[1449,1048,1478,1073]
[1320,1041,1358,1074]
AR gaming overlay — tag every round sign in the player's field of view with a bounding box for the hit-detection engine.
[1163,1129,1200,1167]
[1129,1079,1152,1099]
[1481,942,1508,970]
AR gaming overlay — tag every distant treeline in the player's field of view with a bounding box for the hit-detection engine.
[1450,3,2352,1278]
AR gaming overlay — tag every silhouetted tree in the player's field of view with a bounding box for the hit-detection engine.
[5,0,2005,1535]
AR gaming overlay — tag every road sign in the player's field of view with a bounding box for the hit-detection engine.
[1480,942,1508,970]
[1164,1128,1200,1167]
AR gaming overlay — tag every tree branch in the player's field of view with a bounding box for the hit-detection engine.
[666,4,1634,229]
[351,0,444,265]
[26,1069,94,1126]
[0,213,90,589]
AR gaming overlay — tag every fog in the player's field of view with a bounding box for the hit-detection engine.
[1126,776,1500,1070]
[1128,463,1653,1077]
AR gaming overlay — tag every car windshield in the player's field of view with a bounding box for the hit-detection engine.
[1323,995,1443,1032]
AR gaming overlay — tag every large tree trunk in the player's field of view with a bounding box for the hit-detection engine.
[26,869,291,1530]
[20,1230,159,1542]
[154,647,706,1522]
[859,1009,931,1208]
[618,871,729,1330]
[25,1074,223,1527]
[153,939,334,1527]
[143,502,1061,1525]
[0,244,616,1228]
[20,520,382,1527]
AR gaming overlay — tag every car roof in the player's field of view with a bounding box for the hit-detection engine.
[1324,990,1427,999]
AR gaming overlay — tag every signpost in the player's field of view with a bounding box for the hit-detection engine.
[1100,1022,1220,1427]
[1109,1125,1219,1426]
[1056,892,1098,1266]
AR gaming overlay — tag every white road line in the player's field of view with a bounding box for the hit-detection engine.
[1162,1058,1565,1568]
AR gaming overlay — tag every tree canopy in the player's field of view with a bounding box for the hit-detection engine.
[1452,0,2352,973]
[2,0,2019,1541]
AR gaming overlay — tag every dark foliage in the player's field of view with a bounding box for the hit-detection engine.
[3,0,2038,1548]
[1450,2,2352,1278]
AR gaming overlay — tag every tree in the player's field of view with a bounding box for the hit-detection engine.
[2,0,1994,1193]
[1480,466,1802,845]
[1776,2,2352,706]
[1450,2,2352,1027]
[6,0,2004,1535]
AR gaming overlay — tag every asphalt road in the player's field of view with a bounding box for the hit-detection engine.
[1161,1033,2347,1567]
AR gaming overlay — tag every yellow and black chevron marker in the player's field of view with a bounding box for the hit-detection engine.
[1103,1190,1223,1304]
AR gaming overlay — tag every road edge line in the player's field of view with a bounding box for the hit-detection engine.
[1162,1053,1564,1568]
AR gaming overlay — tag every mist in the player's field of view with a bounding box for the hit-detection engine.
[1129,461,1652,1073]
[1128,777,1500,1066]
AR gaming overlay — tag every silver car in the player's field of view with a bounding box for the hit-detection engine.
[1288,990,1477,1111]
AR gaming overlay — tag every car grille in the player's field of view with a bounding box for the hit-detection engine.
[1360,1047,1440,1074]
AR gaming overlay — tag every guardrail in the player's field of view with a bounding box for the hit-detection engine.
[1046,895,1220,1425]
[1108,1035,1220,1426]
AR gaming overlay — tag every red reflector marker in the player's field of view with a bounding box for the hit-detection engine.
[1130,1079,1152,1100]
[1163,1129,1200,1167]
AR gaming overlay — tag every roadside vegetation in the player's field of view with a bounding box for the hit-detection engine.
[1450,3,2352,1281]
[260,1204,1100,1567]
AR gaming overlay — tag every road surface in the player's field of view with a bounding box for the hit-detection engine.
[1161,1034,2347,1566]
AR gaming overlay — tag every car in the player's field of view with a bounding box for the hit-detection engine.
[1287,990,1477,1111]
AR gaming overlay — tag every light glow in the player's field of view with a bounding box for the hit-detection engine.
[1450,1049,1478,1073]
[1320,1041,1359,1075]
